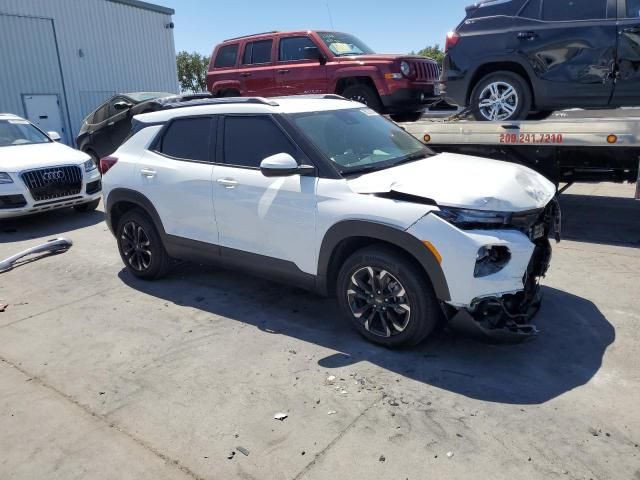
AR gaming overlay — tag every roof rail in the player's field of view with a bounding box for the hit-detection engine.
[272,94,350,102]
[155,96,280,111]
[223,31,279,42]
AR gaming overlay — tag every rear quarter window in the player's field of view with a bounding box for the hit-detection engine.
[214,44,239,68]
[465,0,526,18]
[158,117,213,162]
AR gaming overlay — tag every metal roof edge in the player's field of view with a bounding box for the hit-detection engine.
[106,0,174,15]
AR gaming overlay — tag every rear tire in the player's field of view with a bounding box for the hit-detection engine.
[336,245,442,348]
[470,71,531,121]
[390,112,423,123]
[116,209,170,280]
[342,84,383,113]
[74,199,100,212]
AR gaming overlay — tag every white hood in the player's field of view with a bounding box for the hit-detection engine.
[0,142,90,172]
[347,152,556,212]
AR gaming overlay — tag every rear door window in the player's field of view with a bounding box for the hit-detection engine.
[214,44,239,68]
[223,116,296,168]
[626,0,640,17]
[242,40,273,65]
[279,36,318,62]
[158,117,213,162]
[520,0,542,18]
[542,0,607,20]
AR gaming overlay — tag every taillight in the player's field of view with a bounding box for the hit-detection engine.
[99,156,118,175]
[445,31,460,52]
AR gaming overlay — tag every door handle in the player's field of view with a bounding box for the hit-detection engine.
[107,121,115,126]
[240,72,253,77]
[216,177,238,188]
[277,69,290,74]
[140,168,156,178]
[517,31,538,40]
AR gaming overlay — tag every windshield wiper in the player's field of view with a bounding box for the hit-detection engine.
[342,151,429,176]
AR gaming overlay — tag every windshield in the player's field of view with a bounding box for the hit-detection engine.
[288,108,431,174]
[0,119,51,147]
[317,32,375,56]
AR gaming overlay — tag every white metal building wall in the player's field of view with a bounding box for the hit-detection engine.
[0,0,178,145]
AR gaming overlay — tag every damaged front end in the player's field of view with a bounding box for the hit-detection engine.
[448,200,559,343]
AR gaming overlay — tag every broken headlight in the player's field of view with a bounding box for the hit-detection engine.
[432,206,509,229]
[474,245,511,278]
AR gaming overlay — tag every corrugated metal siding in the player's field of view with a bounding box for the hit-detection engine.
[0,14,67,139]
[0,0,178,145]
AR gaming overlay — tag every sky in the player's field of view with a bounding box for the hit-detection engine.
[159,0,471,56]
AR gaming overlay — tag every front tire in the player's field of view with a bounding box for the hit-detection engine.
[116,209,170,280]
[342,84,383,113]
[470,71,531,121]
[336,245,442,348]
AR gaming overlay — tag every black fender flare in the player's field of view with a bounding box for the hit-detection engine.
[316,220,451,301]
[105,188,166,237]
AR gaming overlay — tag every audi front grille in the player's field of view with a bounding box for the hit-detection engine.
[20,166,83,202]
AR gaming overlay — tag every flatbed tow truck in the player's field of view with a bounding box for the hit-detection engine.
[400,114,640,199]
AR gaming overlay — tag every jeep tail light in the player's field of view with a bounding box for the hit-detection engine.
[99,156,118,175]
[445,31,460,52]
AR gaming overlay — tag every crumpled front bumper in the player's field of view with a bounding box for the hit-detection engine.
[407,203,558,342]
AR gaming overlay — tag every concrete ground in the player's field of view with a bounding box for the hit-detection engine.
[0,183,638,480]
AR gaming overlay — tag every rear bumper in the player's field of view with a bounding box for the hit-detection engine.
[440,70,470,108]
[380,86,440,113]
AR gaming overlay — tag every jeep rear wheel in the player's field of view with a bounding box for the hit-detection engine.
[342,85,383,113]
[116,209,170,280]
[470,71,531,121]
[336,245,442,348]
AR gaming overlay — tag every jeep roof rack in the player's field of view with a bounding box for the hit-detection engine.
[223,31,279,42]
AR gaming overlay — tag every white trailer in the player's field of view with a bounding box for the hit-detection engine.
[400,116,640,198]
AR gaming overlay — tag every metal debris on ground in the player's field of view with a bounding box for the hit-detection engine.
[236,446,250,456]
[0,303,7,312]
[447,451,454,458]
[379,455,386,462]
[274,412,288,421]
[326,375,336,383]
[227,451,235,460]
[327,410,337,415]
[0,238,73,272]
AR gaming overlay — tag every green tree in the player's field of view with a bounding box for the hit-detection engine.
[176,51,210,93]
[412,44,445,66]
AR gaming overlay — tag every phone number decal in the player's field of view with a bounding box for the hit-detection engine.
[499,133,563,144]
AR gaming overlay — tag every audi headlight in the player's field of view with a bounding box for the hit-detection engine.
[400,61,411,77]
[0,172,14,184]
[432,206,510,228]
[84,159,97,173]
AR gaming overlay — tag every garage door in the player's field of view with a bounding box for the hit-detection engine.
[0,14,69,144]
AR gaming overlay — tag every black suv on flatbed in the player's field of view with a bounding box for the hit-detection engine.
[441,0,640,120]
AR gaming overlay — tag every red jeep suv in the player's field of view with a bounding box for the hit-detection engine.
[207,30,440,122]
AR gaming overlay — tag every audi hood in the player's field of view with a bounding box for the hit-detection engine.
[347,152,556,212]
[0,141,91,172]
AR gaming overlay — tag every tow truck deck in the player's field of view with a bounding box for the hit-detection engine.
[400,116,640,198]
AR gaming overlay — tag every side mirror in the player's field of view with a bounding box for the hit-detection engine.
[260,153,315,177]
[47,131,61,142]
[113,101,132,111]
[303,46,326,64]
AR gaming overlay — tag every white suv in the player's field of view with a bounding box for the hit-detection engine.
[102,96,559,347]
[0,114,102,218]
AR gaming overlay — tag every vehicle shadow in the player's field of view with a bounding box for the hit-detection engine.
[119,264,614,405]
[0,207,104,243]
[559,193,640,248]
